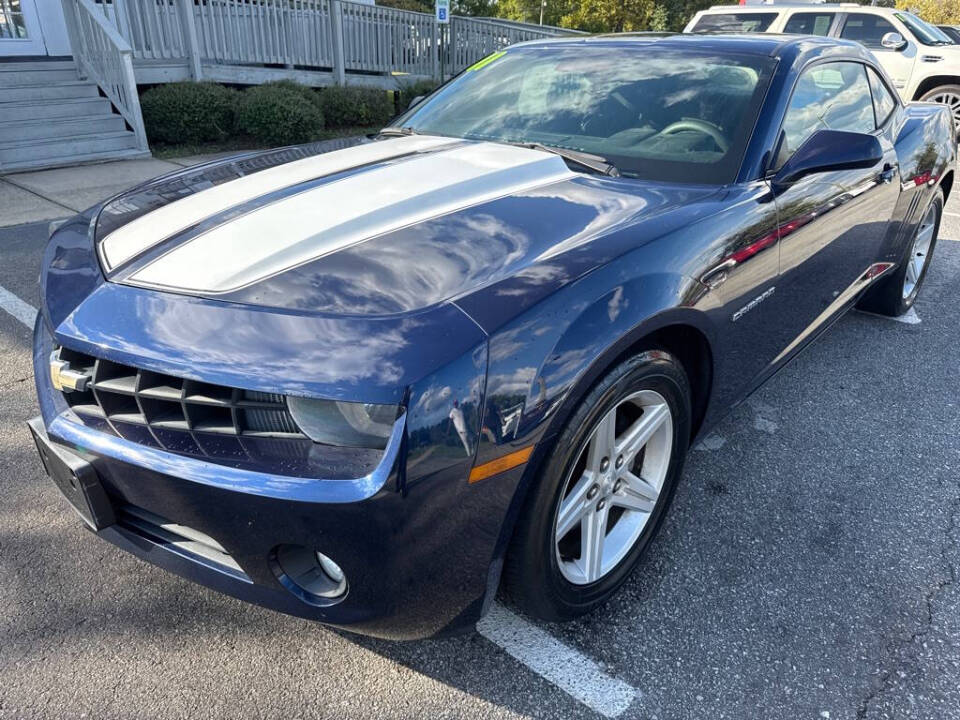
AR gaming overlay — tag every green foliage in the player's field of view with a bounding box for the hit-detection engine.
[258,80,323,111]
[377,0,433,12]
[496,0,718,33]
[452,0,497,16]
[140,82,239,144]
[318,86,395,128]
[236,84,326,146]
[896,0,960,24]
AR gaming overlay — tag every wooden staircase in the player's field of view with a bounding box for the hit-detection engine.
[0,60,149,174]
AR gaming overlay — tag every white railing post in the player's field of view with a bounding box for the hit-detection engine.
[431,20,439,81]
[121,50,150,151]
[177,0,203,80]
[60,0,88,80]
[331,0,346,86]
[112,0,134,45]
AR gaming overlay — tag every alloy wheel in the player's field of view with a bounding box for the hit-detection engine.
[927,90,960,134]
[554,389,673,585]
[903,202,937,300]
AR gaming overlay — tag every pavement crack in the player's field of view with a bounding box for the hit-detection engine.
[0,177,80,214]
[855,493,960,719]
[0,374,33,392]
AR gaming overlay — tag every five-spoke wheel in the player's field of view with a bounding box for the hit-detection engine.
[554,390,672,585]
[503,351,690,622]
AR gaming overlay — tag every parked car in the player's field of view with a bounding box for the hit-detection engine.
[686,4,960,133]
[30,33,954,640]
[938,25,960,44]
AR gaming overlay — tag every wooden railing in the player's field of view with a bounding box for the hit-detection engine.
[89,0,575,84]
[61,0,149,150]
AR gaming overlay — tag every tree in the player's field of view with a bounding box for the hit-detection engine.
[895,0,960,25]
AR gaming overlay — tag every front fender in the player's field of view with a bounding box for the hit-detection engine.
[468,261,714,611]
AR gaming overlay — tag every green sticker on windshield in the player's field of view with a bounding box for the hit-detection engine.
[468,51,506,72]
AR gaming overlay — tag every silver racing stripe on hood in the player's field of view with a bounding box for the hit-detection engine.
[126,142,575,295]
[98,135,458,272]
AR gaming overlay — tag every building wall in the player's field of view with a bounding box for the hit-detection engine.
[37,1,71,56]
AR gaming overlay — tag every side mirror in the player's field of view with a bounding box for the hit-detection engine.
[408,94,426,110]
[772,129,883,190]
[881,32,908,51]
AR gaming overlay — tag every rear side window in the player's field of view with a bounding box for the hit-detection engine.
[867,67,897,126]
[777,62,876,169]
[691,13,776,33]
[783,13,834,36]
[840,14,897,49]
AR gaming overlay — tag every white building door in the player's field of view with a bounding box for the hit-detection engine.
[0,0,48,57]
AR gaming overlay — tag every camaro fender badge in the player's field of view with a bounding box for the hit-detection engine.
[732,286,776,322]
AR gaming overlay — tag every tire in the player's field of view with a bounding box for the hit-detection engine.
[502,350,691,622]
[919,85,960,136]
[858,189,942,317]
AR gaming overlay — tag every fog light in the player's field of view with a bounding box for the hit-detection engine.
[271,544,348,604]
[316,551,345,584]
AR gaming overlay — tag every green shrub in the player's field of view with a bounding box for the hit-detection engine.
[396,79,439,114]
[236,84,326,146]
[257,80,323,112]
[318,86,395,128]
[141,82,239,144]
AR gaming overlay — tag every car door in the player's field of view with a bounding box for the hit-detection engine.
[768,60,900,365]
[839,12,917,97]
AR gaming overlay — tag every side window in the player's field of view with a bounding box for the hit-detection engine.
[777,62,876,169]
[840,13,898,49]
[691,13,777,33]
[783,13,834,37]
[867,67,897,126]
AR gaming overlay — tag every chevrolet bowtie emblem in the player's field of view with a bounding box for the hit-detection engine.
[49,352,91,393]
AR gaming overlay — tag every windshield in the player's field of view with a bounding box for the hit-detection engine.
[895,12,954,45]
[394,46,775,184]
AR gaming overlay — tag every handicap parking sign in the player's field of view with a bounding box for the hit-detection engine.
[436,0,449,23]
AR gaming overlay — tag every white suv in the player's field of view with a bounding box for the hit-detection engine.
[685,3,960,131]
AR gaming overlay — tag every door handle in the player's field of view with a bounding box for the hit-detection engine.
[879,163,898,184]
[700,258,737,289]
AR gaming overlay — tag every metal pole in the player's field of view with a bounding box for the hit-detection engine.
[439,22,445,84]
[539,0,544,26]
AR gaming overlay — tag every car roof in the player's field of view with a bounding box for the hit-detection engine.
[699,3,896,14]
[512,32,870,60]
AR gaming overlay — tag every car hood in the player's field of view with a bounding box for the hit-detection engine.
[91,136,722,323]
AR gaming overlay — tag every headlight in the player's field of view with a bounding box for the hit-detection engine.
[287,397,399,449]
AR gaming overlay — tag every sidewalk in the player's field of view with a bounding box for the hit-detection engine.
[0,153,237,229]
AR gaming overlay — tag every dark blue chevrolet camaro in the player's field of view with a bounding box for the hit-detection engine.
[30,34,954,639]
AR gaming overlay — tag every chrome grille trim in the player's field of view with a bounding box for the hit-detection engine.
[56,347,305,441]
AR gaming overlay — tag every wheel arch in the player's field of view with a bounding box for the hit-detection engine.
[939,169,954,202]
[483,309,716,614]
[912,76,960,101]
[538,309,716,449]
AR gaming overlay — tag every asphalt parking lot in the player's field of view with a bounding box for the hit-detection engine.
[1,187,959,720]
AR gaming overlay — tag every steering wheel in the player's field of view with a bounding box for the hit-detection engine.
[658,119,729,153]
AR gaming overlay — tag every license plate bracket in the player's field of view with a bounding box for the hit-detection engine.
[27,417,115,531]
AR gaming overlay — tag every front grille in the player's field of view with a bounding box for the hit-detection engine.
[56,347,305,440]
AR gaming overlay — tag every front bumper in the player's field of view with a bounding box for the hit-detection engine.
[32,314,521,641]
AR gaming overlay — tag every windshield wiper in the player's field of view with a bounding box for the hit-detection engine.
[520,142,620,177]
[378,126,420,137]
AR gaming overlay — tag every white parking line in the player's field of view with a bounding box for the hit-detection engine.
[0,284,37,329]
[477,602,639,718]
[2,281,636,716]
[856,306,921,325]
[944,211,960,218]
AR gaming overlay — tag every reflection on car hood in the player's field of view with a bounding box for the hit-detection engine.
[95,135,719,318]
